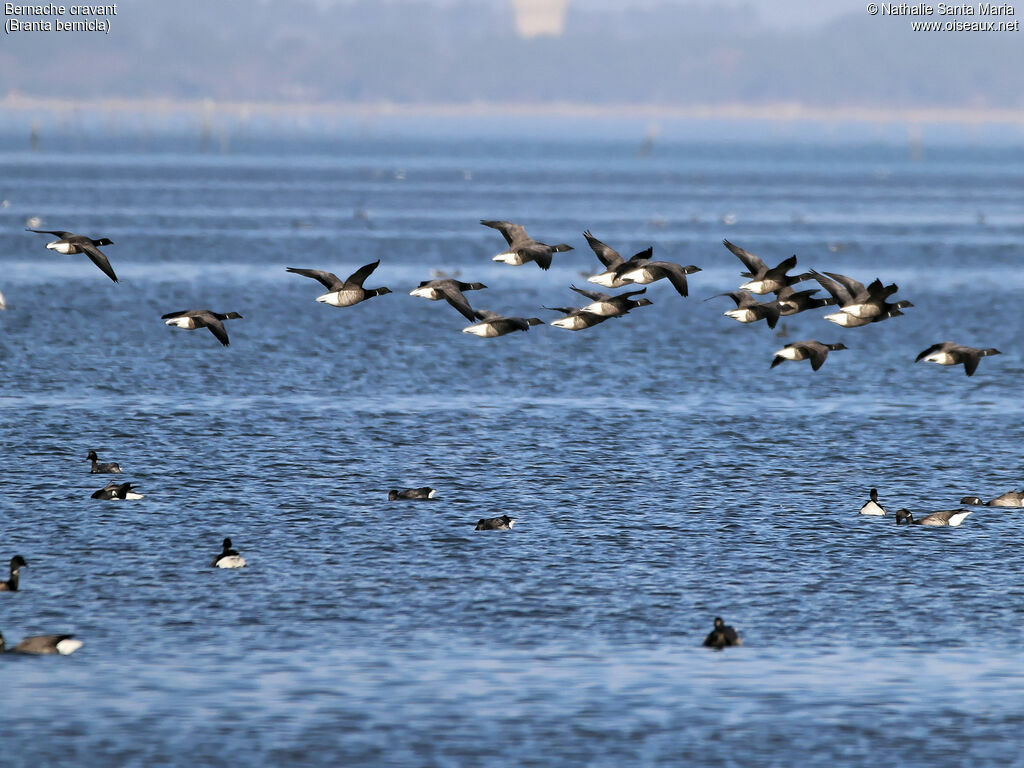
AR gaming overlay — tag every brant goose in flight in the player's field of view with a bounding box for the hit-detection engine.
[702,617,742,649]
[90,481,144,500]
[708,291,782,329]
[0,555,27,592]
[546,305,613,331]
[462,310,543,337]
[775,285,837,316]
[960,490,1024,507]
[287,262,392,307]
[410,278,486,322]
[0,631,82,655]
[722,239,811,295]
[809,271,913,326]
[771,340,847,371]
[481,220,573,270]
[895,508,973,527]
[388,487,437,501]
[859,488,887,516]
[568,285,653,317]
[916,342,1001,377]
[211,538,246,568]
[87,450,122,474]
[475,515,515,530]
[583,231,653,288]
[26,228,118,283]
[617,260,702,297]
[162,309,243,346]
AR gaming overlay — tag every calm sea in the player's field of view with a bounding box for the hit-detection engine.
[2,132,1023,766]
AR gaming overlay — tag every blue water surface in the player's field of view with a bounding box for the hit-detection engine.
[1,132,1023,766]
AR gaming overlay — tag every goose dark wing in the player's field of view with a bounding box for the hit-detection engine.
[809,270,854,305]
[481,220,527,247]
[569,284,608,301]
[286,268,344,290]
[79,241,119,283]
[823,271,868,299]
[583,230,623,268]
[722,239,767,276]
[344,260,382,288]
[26,228,73,237]
[649,262,692,297]
[201,316,231,346]
[439,283,478,322]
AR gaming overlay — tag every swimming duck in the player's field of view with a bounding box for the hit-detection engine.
[770,340,848,371]
[0,556,27,592]
[26,228,118,283]
[481,220,573,270]
[583,230,653,288]
[895,508,973,527]
[708,291,782,329]
[211,538,246,568]
[90,481,144,500]
[722,239,811,294]
[568,285,653,317]
[462,310,543,338]
[286,261,392,307]
[474,515,515,530]
[409,278,486,321]
[959,490,1024,507]
[545,306,613,331]
[859,488,887,516]
[86,450,122,474]
[915,342,1001,377]
[388,487,437,500]
[0,631,82,655]
[702,617,742,649]
[162,309,243,346]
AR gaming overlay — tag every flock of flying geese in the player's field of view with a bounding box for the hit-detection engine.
[20,223,1002,378]
[3,219,1010,655]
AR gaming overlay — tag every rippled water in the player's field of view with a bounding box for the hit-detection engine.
[2,134,1024,766]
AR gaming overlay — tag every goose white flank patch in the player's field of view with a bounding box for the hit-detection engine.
[211,538,246,568]
[26,228,119,283]
[859,488,887,516]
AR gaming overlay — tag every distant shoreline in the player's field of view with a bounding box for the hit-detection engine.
[4,96,1024,127]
